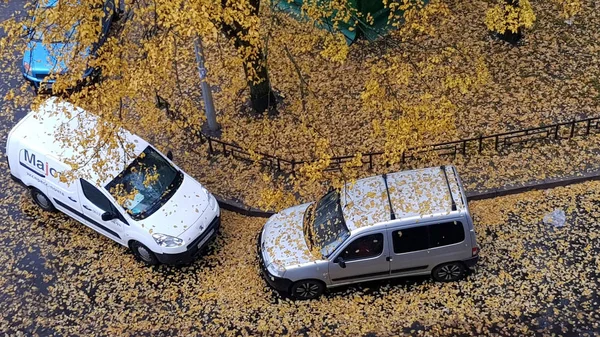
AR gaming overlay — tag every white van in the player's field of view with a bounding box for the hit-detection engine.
[6,98,220,265]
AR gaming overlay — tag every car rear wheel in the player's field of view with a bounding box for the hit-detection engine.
[30,188,56,212]
[432,262,466,282]
[290,280,325,300]
[130,241,159,266]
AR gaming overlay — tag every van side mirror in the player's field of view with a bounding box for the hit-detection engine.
[101,211,117,221]
[334,256,346,268]
[166,150,173,160]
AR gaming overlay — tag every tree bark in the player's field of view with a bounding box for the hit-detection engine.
[222,0,277,115]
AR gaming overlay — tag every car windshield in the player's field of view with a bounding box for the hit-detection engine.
[105,146,183,220]
[303,190,350,258]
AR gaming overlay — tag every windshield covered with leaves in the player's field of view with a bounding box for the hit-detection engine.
[105,146,183,220]
[303,190,350,258]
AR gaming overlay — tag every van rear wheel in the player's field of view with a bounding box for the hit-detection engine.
[30,188,56,212]
[129,241,159,266]
[290,280,325,300]
[432,262,465,282]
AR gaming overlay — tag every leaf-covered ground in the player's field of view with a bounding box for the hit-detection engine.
[210,0,600,159]
[2,159,600,336]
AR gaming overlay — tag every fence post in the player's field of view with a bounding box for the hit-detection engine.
[291,160,296,176]
[207,137,214,154]
[369,154,373,170]
[478,135,483,153]
[494,135,499,152]
[554,124,560,140]
[586,119,591,135]
[401,151,406,164]
[223,143,228,156]
[569,120,575,138]
[461,140,466,156]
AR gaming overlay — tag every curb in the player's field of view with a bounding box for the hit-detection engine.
[465,170,600,201]
[216,171,600,218]
[215,196,275,218]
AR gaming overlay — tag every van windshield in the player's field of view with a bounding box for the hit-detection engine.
[105,146,183,220]
[303,190,350,258]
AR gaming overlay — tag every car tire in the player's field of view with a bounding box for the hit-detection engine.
[30,188,56,212]
[290,280,325,300]
[129,241,159,266]
[432,262,466,282]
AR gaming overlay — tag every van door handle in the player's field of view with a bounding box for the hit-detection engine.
[386,257,393,262]
[68,197,77,202]
[83,205,91,211]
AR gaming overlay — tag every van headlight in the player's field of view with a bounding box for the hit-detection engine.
[208,193,217,210]
[152,233,184,247]
[266,263,286,278]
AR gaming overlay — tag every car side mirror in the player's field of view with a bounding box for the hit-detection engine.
[334,256,346,268]
[166,150,173,160]
[101,211,117,221]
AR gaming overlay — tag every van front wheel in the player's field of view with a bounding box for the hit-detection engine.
[432,262,465,282]
[30,188,56,212]
[129,241,159,266]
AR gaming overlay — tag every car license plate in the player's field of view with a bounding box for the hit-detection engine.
[197,229,214,249]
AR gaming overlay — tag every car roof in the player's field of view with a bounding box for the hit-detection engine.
[12,97,148,187]
[340,166,466,232]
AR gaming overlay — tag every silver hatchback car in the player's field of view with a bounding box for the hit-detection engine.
[257,165,479,300]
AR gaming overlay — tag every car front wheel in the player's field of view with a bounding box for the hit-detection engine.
[129,241,159,266]
[432,262,466,282]
[290,280,325,300]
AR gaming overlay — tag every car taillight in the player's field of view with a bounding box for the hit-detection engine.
[472,246,480,256]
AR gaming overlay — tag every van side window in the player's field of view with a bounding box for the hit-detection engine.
[339,234,384,261]
[428,221,465,248]
[80,179,113,212]
[392,226,428,254]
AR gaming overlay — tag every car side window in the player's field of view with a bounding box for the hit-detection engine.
[80,179,113,212]
[428,221,465,248]
[392,226,429,254]
[338,234,384,261]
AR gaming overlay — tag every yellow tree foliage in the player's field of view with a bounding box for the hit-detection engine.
[485,0,536,34]
[552,0,582,21]
[0,0,489,199]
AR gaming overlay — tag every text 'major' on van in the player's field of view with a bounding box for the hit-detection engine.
[6,98,220,265]
[258,166,479,299]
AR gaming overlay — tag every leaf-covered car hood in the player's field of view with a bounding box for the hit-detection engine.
[23,40,72,75]
[260,203,317,269]
[139,175,210,238]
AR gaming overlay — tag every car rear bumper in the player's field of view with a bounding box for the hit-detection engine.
[463,255,479,269]
[256,232,293,293]
[155,216,220,265]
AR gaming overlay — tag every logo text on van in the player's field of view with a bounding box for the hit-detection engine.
[20,149,59,178]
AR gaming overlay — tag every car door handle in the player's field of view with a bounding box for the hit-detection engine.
[386,257,393,262]
[83,205,91,211]
[68,197,77,202]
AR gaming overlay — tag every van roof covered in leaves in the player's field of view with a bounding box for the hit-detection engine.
[340,166,466,231]
[9,97,147,186]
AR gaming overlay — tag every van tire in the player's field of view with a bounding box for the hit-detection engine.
[129,241,159,266]
[290,280,325,300]
[432,262,466,282]
[30,188,56,212]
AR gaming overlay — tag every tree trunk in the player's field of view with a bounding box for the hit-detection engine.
[222,0,277,115]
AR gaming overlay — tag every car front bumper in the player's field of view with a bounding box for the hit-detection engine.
[256,232,293,293]
[155,215,221,265]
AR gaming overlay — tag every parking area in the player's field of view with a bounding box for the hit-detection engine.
[1,163,599,336]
